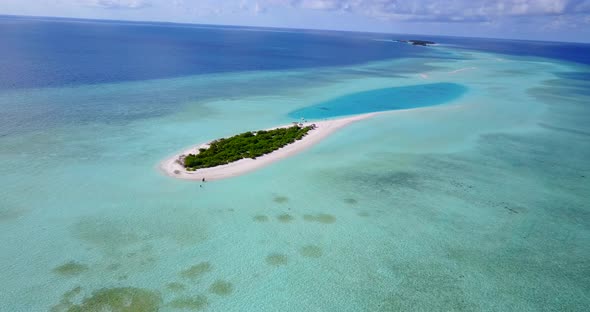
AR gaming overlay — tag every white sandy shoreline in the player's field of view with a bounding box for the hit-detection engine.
[159,113,377,181]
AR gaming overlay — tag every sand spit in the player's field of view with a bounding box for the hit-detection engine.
[159,113,377,181]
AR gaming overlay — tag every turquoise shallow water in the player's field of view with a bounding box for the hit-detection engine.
[0,48,589,311]
[288,82,468,119]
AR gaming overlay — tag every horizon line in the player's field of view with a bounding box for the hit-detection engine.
[1,14,589,45]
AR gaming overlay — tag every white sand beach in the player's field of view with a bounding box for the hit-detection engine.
[159,113,377,181]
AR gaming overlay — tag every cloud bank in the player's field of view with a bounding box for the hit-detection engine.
[0,0,589,41]
[253,0,588,22]
[81,0,150,9]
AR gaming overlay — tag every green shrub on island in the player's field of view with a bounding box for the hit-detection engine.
[183,125,313,170]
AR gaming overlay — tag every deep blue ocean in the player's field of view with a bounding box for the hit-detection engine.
[0,16,447,90]
[1,15,589,91]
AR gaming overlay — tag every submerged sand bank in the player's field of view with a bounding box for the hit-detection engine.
[159,113,377,181]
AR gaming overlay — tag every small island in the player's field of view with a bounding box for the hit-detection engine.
[182,125,314,171]
[396,39,436,46]
[160,113,376,181]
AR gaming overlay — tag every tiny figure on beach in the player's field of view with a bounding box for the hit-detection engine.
[202,178,206,182]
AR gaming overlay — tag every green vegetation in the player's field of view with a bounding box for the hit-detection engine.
[183,125,314,170]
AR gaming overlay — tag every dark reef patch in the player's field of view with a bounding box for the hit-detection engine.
[253,215,269,222]
[209,280,233,296]
[168,295,208,310]
[180,262,212,280]
[303,213,336,224]
[299,245,323,258]
[50,286,82,312]
[277,214,295,223]
[266,253,288,266]
[377,171,423,190]
[344,198,358,205]
[273,195,289,204]
[166,282,186,292]
[53,261,89,277]
[60,287,162,312]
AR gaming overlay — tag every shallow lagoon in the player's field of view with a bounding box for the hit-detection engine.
[288,82,468,119]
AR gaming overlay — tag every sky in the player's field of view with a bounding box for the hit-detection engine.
[1,0,590,42]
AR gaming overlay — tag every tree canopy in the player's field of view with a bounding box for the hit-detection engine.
[183,125,313,170]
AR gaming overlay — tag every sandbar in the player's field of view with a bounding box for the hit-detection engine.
[159,113,377,181]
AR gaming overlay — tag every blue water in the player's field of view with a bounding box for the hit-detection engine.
[288,83,468,119]
[447,37,590,65]
[365,32,590,65]
[1,15,589,312]
[2,16,590,92]
[0,15,452,90]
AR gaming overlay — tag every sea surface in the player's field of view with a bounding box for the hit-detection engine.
[0,16,589,311]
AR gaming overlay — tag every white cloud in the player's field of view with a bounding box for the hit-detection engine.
[1,0,588,41]
[67,0,589,18]
[80,0,150,9]
[505,0,567,15]
[298,0,343,10]
[253,0,581,21]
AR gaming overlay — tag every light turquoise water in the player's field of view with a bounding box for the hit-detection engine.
[1,50,589,311]
[288,82,468,119]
